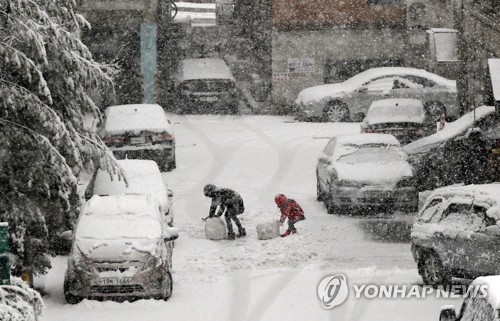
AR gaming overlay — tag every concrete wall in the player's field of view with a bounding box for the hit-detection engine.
[271,28,409,109]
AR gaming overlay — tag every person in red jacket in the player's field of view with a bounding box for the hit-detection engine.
[275,194,306,237]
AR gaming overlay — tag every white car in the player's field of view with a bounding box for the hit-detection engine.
[85,159,175,226]
[99,104,176,171]
[316,133,417,213]
[295,67,458,122]
[64,195,178,304]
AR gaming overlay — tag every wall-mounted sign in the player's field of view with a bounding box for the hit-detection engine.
[272,72,289,82]
[288,58,315,74]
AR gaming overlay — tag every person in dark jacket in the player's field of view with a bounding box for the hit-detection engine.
[204,184,246,240]
[275,194,305,237]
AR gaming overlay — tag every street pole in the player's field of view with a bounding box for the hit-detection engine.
[0,222,11,285]
[141,22,158,104]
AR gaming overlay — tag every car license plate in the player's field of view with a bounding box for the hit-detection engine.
[365,191,393,199]
[96,277,133,286]
[130,136,145,145]
[200,96,219,102]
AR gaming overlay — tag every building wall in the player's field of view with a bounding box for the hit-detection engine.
[271,28,409,109]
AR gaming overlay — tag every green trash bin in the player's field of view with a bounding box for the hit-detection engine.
[0,222,10,285]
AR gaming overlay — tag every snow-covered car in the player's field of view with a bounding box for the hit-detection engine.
[295,67,458,122]
[85,159,175,226]
[360,98,433,145]
[411,184,500,288]
[439,275,500,321]
[99,104,176,171]
[403,106,499,191]
[172,58,239,114]
[316,133,418,214]
[64,195,178,304]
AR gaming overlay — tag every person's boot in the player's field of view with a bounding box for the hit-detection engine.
[227,232,236,240]
[280,230,291,238]
[237,228,246,238]
[291,228,297,234]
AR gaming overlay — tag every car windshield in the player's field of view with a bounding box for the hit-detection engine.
[337,145,404,164]
[75,215,161,240]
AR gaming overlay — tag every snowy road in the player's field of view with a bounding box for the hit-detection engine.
[36,115,464,321]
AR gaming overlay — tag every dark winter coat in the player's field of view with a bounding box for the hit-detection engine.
[208,188,244,217]
[278,199,304,223]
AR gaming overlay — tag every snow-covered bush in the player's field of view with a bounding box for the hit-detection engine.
[0,277,44,321]
[0,0,119,275]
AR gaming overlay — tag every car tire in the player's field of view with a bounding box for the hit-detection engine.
[419,251,451,288]
[316,177,323,201]
[161,271,173,301]
[323,101,350,122]
[424,101,446,123]
[64,279,83,304]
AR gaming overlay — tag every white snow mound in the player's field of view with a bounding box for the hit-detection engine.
[256,220,280,240]
[205,217,227,240]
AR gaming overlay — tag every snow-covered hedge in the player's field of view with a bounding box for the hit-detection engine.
[0,277,44,321]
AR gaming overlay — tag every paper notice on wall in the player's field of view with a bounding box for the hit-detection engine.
[288,58,315,74]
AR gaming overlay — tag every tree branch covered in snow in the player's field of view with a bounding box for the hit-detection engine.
[0,0,120,275]
[0,277,44,321]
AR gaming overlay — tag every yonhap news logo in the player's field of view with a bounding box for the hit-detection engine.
[317,274,349,309]
[317,274,489,309]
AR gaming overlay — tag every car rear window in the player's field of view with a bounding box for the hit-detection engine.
[419,198,443,223]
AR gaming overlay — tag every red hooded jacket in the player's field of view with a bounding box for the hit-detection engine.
[275,194,304,222]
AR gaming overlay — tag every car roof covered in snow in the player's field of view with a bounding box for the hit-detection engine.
[103,104,173,136]
[365,99,426,125]
[335,133,401,147]
[174,58,235,83]
[92,159,170,212]
[427,184,500,220]
[403,106,496,155]
[77,194,163,240]
[296,67,456,105]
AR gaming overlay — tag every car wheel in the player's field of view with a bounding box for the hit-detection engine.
[64,279,83,304]
[316,177,323,201]
[419,252,451,288]
[323,101,350,122]
[425,101,446,123]
[161,271,173,301]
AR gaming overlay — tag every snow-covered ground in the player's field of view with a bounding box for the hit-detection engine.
[35,115,464,320]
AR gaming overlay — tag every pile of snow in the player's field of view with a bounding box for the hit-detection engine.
[403,106,496,155]
[256,220,280,240]
[204,217,227,240]
[102,104,173,136]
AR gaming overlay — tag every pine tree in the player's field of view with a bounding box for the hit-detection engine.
[0,0,120,276]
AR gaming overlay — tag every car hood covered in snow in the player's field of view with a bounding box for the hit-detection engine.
[333,160,413,184]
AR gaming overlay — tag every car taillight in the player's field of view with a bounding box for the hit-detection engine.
[102,135,125,144]
[151,132,173,143]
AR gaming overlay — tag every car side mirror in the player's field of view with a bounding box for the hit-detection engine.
[485,225,500,237]
[164,235,178,242]
[439,306,456,321]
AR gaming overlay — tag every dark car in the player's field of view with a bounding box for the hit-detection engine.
[411,184,500,288]
[98,104,176,172]
[172,58,239,114]
[403,106,499,191]
[360,98,434,145]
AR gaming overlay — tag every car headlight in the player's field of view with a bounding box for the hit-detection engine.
[143,256,158,271]
[397,177,414,188]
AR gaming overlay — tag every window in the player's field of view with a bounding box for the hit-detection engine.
[362,77,396,92]
[419,198,444,223]
[439,203,472,230]
[401,76,437,88]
